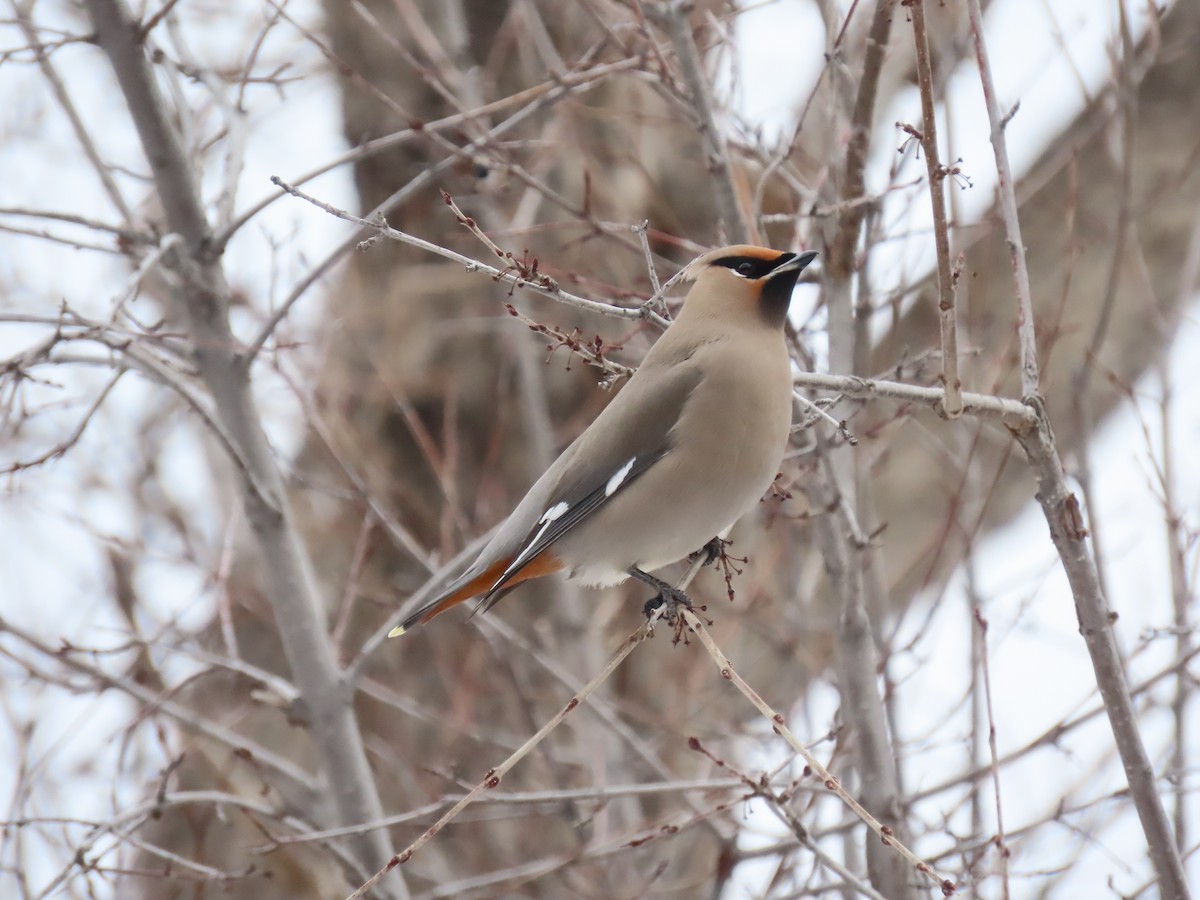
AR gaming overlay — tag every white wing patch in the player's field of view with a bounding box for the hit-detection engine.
[540,501,569,523]
[494,501,570,587]
[605,457,636,497]
[491,458,642,593]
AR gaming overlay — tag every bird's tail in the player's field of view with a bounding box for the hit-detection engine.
[388,552,563,636]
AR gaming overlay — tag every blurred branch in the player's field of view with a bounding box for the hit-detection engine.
[659,0,748,244]
[271,176,670,327]
[909,0,963,418]
[966,2,1189,895]
[345,621,654,900]
[1015,408,1189,898]
[82,1,404,894]
[11,0,135,227]
[826,0,894,283]
[1066,0,1141,604]
[680,607,956,897]
[243,82,579,363]
[809,439,914,899]
[964,0,1037,400]
[0,371,121,474]
[217,55,646,249]
[971,609,1010,898]
[0,613,317,800]
[793,371,1034,425]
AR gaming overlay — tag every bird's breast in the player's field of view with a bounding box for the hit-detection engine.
[557,335,793,576]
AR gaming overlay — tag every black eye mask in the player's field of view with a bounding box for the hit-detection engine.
[711,252,797,279]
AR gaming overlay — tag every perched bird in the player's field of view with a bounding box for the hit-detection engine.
[390,245,817,636]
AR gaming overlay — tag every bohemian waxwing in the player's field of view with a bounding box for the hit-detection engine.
[390,244,817,636]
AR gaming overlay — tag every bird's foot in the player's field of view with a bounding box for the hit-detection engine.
[690,537,727,567]
[629,567,710,644]
[642,586,711,645]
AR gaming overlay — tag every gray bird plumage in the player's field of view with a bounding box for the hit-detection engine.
[390,245,816,635]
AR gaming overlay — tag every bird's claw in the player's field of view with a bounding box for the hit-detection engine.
[643,587,708,644]
[690,537,727,568]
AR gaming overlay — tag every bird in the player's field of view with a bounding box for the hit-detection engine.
[389,244,817,637]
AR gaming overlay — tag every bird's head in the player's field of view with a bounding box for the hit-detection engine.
[679,244,818,329]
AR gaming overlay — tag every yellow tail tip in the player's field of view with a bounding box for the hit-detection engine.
[387,624,407,638]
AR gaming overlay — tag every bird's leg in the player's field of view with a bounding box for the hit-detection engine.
[628,567,708,643]
[690,537,726,567]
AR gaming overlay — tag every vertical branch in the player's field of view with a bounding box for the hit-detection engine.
[1160,360,1191,857]
[910,0,963,417]
[826,0,895,382]
[963,0,1037,400]
[809,445,915,900]
[345,622,652,900]
[968,2,1188,895]
[827,0,894,285]
[660,0,748,244]
[1162,206,1200,856]
[1067,0,1138,604]
[965,560,986,882]
[1015,411,1189,898]
[972,608,1010,899]
[82,1,404,895]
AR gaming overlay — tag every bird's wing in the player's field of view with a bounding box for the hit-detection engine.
[477,361,705,608]
[390,359,704,634]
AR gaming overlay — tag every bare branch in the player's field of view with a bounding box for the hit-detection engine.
[964,0,1038,400]
[909,0,964,418]
[972,608,1010,899]
[271,176,669,327]
[965,2,1189,894]
[659,0,748,244]
[1015,405,1190,899]
[82,1,404,894]
[345,621,653,900]
[792,371,1035,426]
[11,0,135,227]
[680,608,957,896]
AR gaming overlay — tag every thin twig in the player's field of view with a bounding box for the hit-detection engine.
[11,0,135,227]
[633,220,663,299]
[83,2,404,894]
[216,56,645,249]
[1,372,122,474]
[909,0,963,418]
[792,372,1034,426]
[344,621,653,900]
[272,176,668,327]
[659,0,748,243]
[679,608,957,896]
[243,85,572,363]
[688,737,889,900]
[964,0,1037,400]
[1016,402,1190,899]
[967,3,1189,895]
[972,609,1010,899]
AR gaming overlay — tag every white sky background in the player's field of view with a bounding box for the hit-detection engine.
[0,1,1196,897]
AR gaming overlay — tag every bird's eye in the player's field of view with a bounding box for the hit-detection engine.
[736,261,755,277]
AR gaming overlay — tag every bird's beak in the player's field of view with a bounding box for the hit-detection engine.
[767,250,819,278]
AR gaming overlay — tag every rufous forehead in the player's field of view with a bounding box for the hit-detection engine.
[699,244,783,263]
